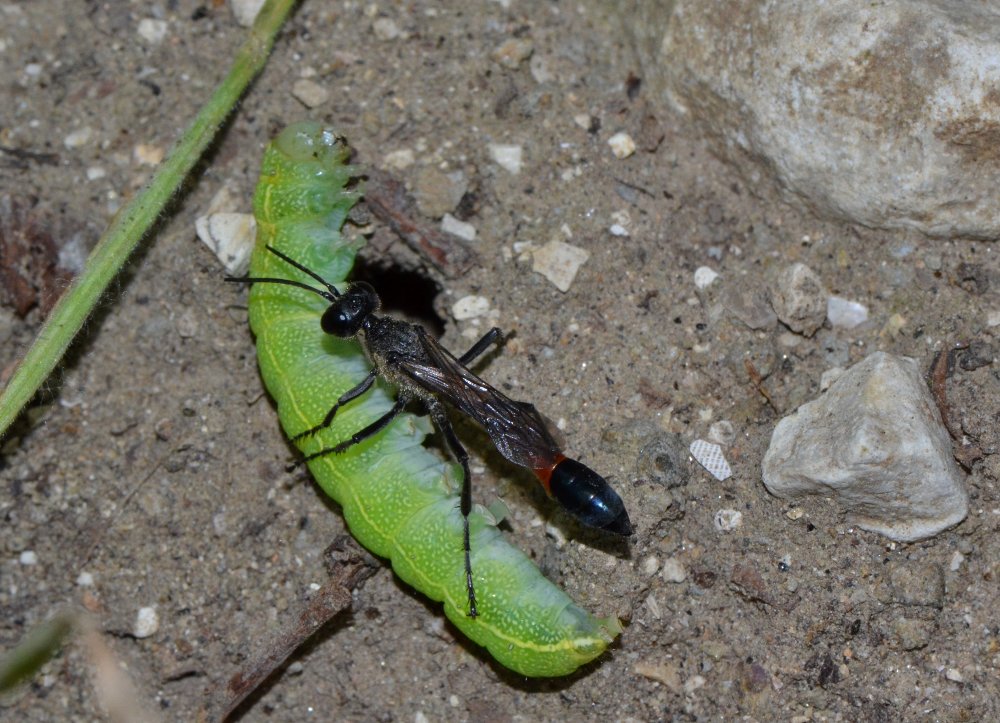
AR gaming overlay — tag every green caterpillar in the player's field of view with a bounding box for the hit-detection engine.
[242,122,621,677]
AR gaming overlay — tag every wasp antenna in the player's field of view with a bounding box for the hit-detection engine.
[224,274,337,302]
[264,245,342,297]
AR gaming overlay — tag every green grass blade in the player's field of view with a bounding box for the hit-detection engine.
[0,0,299,440]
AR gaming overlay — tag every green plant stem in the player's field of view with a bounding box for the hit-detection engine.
[0,612,75,693]
[0,0,299,440]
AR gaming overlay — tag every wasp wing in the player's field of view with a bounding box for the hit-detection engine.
[397,330,562,471]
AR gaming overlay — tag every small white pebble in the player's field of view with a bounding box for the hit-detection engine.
[383,148,415,170]
[786,507,804,521]
[827,296,869,328]
[544,522,567,547]
[134,143,165,166]
[607,131,636,159]
[134,606,159,638]
[532,240,589,292]
[24,63,43,77]
[489,143,523,174]
[137,18,168,44]
[661,558,687,583]
[449,695,460,708]
[230,0,267,26]
[684,674,706,693]
[573,113,593,130]
[645,594,662,620]
[694,266,719,289]
[609,223,629,237]
[641,556,660,576]
[195,213,255,275]
[452,295,491,320]
[986,310,1000,327]
[86,166,106,181]
[441,213,476,242]
[949,551,965,571]
[707,420,736,446]
[19,550,37,565]
[372,17,401,40]
[77,571,95,587]
[64,127,94,149]
[291,78,329,108]
[945,667,965,683]
[713,509,743,532]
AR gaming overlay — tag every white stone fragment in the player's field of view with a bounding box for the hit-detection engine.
[230,0,266,26]
[134,606,159,638]
[607,131,636,159]
[945,668,965,684]
[19,550,37,565]
[707,420,736,446]
[661,557,687,583]
[76,571,94,587]
[372,17,401,40]
[441,213,476,242]
[690,439,732,481]
[771,263,827,336]
[827,296,869,329]
[137,18,168,44]
[291,78,329,108]
[684,674,707,694]
[64,127,93,149]
[694,266,719,289]
[489,143,523,174]
[531,240,589,292]
[451,295,491,320]
[762,352,968,541]
[195,212,256,275]
[949,551,965,571]
[133,143,164,166]
[714,509,742,532]
[383,148,415,170]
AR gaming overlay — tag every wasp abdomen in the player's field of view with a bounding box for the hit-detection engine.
[549,458,633,536]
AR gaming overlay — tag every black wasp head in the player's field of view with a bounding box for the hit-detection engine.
[321,281,379,337]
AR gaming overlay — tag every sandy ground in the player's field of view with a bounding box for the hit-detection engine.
[1,1,998,720]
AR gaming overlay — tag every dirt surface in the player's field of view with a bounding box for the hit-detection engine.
[2,1,998,721]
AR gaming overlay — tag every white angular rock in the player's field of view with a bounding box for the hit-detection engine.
[195,212,255,276]
[531,240,590,292]
[762,352,967,541]
[626,0,1000,239]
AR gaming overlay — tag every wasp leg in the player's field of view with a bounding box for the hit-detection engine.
[426,400,478,618]
[458,327,504,366]
[300,395,406,463]
[291,369,378,443]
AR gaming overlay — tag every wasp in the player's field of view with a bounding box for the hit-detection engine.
[231,246,632,616]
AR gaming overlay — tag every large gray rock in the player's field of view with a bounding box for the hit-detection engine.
[624,0,1000,239]
[762,352,968,541]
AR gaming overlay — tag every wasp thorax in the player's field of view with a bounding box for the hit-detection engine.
[320,282,379,337]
